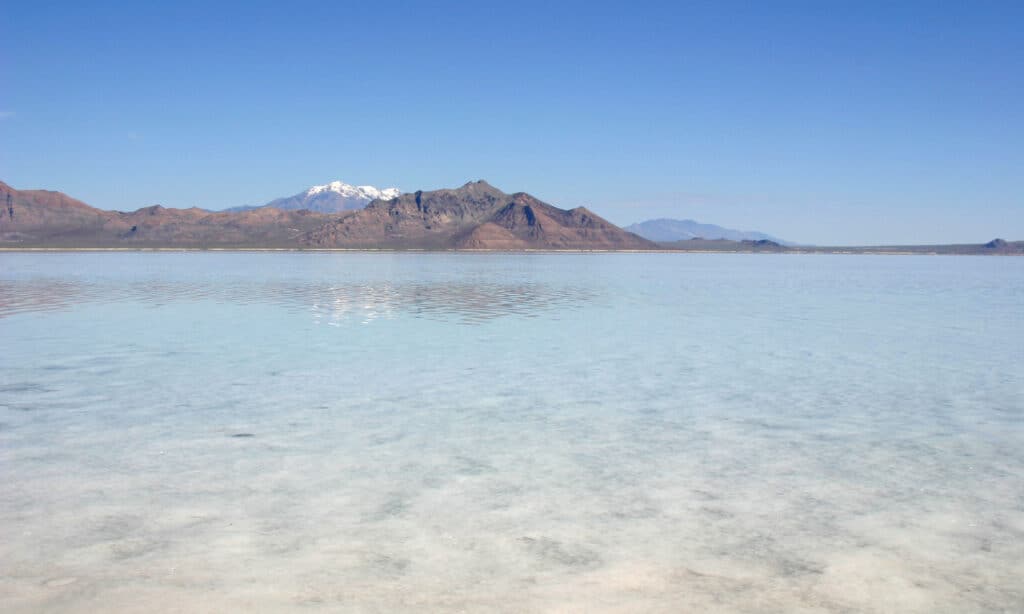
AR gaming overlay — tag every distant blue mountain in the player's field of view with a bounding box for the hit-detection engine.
[624,218,791,245]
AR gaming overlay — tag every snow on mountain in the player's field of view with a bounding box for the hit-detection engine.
[226,180,401,213]
[306,181,401,202]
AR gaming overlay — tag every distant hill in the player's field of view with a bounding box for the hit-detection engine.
[225,180,400,213]
[0,181,337,248]
[625,218,790,244]
[655,237,1024,255]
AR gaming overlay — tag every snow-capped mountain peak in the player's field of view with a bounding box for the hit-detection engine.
[305,181,399,202]
[224,180,402,214]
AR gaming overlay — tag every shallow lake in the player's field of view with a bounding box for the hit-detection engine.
[1,252,1022,612]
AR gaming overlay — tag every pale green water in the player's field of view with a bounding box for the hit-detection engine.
[1,252,1022,612]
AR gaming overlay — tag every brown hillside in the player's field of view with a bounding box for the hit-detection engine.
[302,180,656,250]
[0,181,336,247]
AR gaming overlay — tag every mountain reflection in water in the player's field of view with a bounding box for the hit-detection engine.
[0,278,597,324]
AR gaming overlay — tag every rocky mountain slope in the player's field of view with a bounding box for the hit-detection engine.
[303,180,656,249]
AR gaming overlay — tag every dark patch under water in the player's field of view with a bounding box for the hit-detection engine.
[0,382,52,394]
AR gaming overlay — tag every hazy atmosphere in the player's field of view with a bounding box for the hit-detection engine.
[2,1,1021,245]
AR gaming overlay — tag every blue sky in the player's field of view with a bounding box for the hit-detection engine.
[1,1,1021,244]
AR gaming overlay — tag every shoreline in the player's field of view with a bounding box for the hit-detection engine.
[0,246,1021,256]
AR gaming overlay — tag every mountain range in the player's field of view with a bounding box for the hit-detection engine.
[624,218,789,244]
[223,180,789,246]
[0,180,653,250]
[2,179,1019,253]
[225,181,401,213]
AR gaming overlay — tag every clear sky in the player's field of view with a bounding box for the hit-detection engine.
[2,1,1021,244]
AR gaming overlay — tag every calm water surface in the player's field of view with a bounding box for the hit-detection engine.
[1,253,1022,612]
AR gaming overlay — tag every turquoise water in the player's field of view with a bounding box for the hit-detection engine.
[1,252,1022,612]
